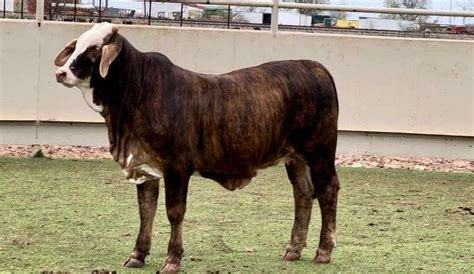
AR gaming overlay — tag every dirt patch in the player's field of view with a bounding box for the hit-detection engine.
[336,154,473,173]
[0,145,110,159]
[0,144,472,173]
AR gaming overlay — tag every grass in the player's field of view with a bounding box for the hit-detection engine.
[0,158,472,272]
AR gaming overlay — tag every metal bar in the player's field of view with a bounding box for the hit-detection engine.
[148,0,151,25]
[180,3,183,27]
[227,5,230,29]
[36,0,44,25]
[278,3,474,17]
[3,0,6,18]
[98,0,102,22]
[171,1,474,17]
[74,0,77,21]
[173,0,273,8]
[271,0,278,35]
[20,0,24,19]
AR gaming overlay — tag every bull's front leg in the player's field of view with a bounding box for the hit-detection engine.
[161,167,191,273]
[124,179,160,268]
[283,158,314,261]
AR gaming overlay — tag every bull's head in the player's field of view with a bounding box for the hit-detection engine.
[54,22,122,87]
[54,23,123,113]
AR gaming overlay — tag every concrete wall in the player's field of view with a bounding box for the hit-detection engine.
[1,20,473,158]
[2,121,472,159]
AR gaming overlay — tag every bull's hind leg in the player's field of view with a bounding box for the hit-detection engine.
[124,179,160,268]
[308,156,340,264]
[282,157,314,261]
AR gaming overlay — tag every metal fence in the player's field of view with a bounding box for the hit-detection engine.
[2,0,474,38]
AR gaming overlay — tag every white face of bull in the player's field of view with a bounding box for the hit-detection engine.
[54,22,121,113]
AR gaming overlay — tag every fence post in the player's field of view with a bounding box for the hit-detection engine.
[74,0,77,21]
[148,0,151,25]
[180,3,183,27]
[3,0,6,18]
[20,0,24,19]
[98,0,102,22]
[227,5,230,29]
[271,0,279,35]
[36,0,44,26]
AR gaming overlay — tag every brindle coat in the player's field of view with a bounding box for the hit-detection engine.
[54,25,340,272]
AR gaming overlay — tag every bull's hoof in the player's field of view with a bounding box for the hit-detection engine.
[282,251,301,261]
[314,255,331,264]
[161,262,181,273]
[314,249,331,264]
[123,257,145,268]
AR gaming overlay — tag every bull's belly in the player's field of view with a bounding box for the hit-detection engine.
[195,154,285,191]
[197,171,254,191]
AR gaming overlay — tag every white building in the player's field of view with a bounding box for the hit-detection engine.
[234,8,312,26]
[359,17,420,31]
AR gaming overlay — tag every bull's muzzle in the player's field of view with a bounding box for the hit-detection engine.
[55,70,67,83]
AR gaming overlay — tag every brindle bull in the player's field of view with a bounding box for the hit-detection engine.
[54,23,340,272]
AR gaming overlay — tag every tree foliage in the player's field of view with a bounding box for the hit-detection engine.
[26,0,61,19]
[458,0,474,10]
[291,0,330,16]
[383,0,430,22]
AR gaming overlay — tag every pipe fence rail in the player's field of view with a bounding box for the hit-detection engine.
[1,0,474,37]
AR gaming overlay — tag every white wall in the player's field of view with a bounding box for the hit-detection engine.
[0,20,473,139]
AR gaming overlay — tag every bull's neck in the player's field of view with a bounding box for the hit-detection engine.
[90,38,174,164]
[92,38,145,164]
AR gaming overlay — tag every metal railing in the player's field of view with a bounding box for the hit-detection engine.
[2,0,474,34]
[169,0,474,35]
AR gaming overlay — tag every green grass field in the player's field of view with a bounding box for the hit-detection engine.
[0,158,472,272]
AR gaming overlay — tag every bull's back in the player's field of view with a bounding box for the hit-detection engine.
[187,60,338,173]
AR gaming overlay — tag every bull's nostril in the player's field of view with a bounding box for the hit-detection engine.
[55,71,67,82]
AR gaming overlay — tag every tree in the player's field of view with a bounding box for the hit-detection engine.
[457,0,474,24]
[458,0,474,10]
[283,0,329,16]
[383,0,430,22]
[26,0,61,19]
[330,0,346,20]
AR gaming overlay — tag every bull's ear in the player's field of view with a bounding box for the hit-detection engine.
[99,27,122,78]
[54,39,77,66]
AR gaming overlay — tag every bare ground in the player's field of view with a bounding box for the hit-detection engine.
[0,144,472,173]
